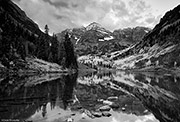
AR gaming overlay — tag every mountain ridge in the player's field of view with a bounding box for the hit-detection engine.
[56,22,150,56]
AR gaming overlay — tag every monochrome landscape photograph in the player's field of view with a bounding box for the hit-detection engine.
[0,0,180,122]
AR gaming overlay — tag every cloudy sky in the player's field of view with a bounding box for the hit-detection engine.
[13,0,180,33]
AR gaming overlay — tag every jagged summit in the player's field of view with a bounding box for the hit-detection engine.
[85,22,112,34]
[86,22,102,31]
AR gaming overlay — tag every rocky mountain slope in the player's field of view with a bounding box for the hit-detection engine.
[108,4,180,70]
[0,0,40,34]
[113,27,150,45]
[57,22,149,56]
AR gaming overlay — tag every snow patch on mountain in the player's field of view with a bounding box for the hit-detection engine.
[99,39,104,41]
[104,36,114,40]
[145,30,149,33]
[98,36,114,42]
[76,38,81,44]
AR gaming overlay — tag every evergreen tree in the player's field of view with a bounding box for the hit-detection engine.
[44,24,49,35]
[51,33,59,63]
[63,33,78,69]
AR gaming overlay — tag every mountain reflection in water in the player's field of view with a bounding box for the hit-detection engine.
[0,71,180,122]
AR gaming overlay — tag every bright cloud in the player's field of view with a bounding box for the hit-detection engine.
[13,0,180,33]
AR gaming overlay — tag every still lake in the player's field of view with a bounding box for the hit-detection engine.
[0,71,180,122]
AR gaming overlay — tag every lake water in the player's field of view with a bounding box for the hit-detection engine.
[0,71,180,122]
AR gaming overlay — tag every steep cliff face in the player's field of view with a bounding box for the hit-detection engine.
[112,4,180,70]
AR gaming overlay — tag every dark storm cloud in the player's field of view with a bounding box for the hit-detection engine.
[12,0,161,33]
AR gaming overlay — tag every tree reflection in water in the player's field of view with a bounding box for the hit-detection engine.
[0,71,180,122]
[62,73,78,110]
[0,73,78,119]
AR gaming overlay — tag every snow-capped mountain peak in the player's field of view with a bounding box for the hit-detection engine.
[86,22,103,31]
